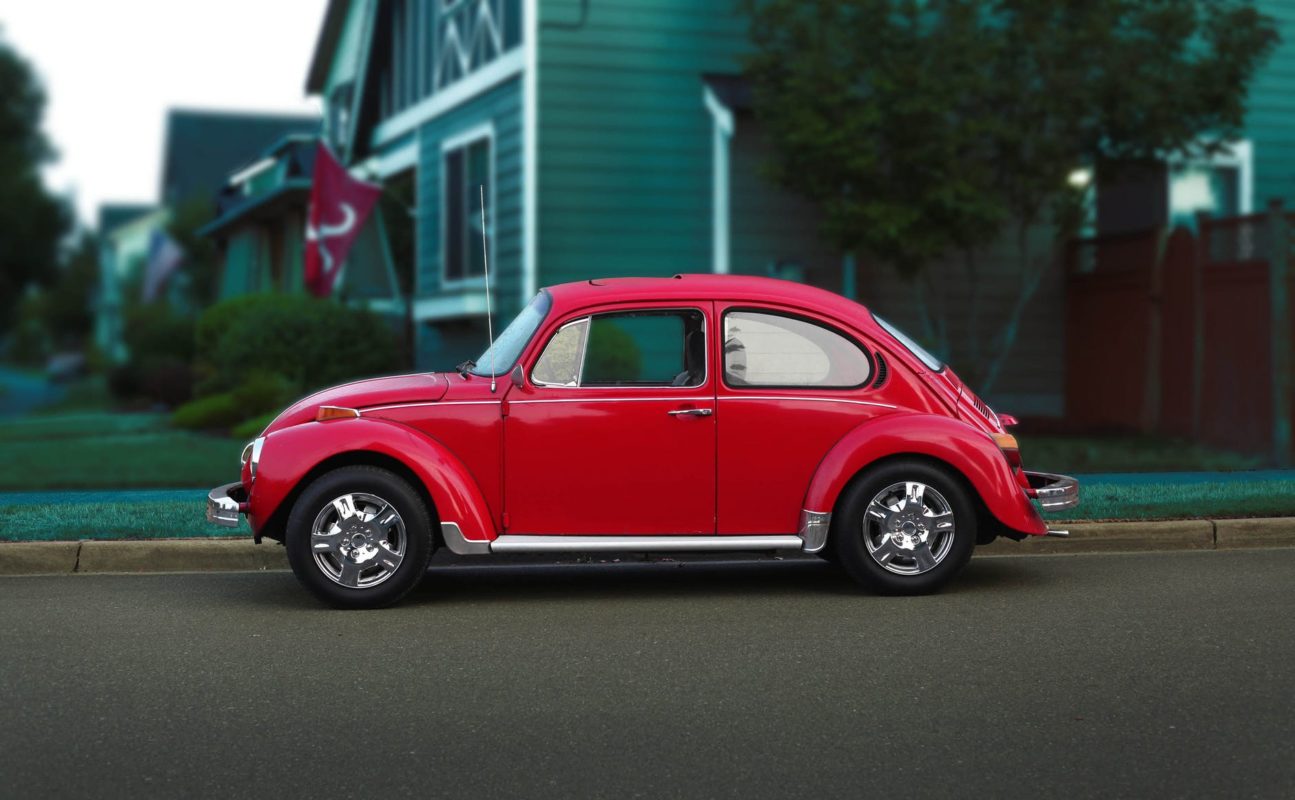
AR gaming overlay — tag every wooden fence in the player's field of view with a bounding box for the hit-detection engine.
[1064,201,1293,465]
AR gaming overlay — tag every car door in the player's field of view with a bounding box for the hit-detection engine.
[503,303,716,536]
[715,304,893,535]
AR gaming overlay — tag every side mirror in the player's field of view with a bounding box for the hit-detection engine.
[510,365,525,388]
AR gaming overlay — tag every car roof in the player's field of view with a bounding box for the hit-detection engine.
[544,274,875,322]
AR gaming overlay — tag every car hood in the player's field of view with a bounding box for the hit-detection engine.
[261,373,449,436]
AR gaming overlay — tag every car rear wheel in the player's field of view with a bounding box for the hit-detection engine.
[285,466,433,609]
[832,459,976,595]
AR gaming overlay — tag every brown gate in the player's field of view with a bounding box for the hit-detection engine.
[1064,203,1293,464]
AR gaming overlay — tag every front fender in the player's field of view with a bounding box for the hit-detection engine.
[247,418,496,544]
[804,413,1046,536]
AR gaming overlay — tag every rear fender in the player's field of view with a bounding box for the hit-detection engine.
[247,418,495,545]
[804,413,1046,536]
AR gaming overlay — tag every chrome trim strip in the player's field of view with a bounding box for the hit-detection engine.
[360,400,502,414]
[440,522,491,555]
[719,396,897,410]
[248,437,265,480]
[798,509,832,553]
[489,534,803,553]
[510,397,713,405]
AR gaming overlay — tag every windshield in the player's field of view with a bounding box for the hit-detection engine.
[873,313,945,371]
[468,291,552,376]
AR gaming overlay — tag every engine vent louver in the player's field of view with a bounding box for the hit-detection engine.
[972,395,993,420]
[871,352,888,388]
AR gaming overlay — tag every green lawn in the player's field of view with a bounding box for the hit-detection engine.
[1046,477,1295,523]
[0,412,241,490]
[0,498,241,541]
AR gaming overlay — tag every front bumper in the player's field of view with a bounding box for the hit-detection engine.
[206,482,248,527]
[1025,471,1080,511]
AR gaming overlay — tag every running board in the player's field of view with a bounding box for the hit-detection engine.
[489,534,804,554]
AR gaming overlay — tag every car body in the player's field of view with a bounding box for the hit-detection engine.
[208,275,1077,607]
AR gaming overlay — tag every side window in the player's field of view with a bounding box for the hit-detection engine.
[532,310,706,388]
[532,318,588,386]
[724,311,872,388]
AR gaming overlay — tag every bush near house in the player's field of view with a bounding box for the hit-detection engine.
[107,304,196,408]
[171,295,399,432]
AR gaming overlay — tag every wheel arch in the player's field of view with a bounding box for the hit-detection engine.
[253,450,439,545]
[247,419,497,547]
[822,452,999,547]
[803,412,1046,544]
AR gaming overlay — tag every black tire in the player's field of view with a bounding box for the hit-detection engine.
[831,459,976,595]
[285,466,434,609]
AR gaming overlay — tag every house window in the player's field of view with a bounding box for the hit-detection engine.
[442,131,492,283]
[1168,140,1253,226]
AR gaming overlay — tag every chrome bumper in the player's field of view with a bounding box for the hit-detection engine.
[1026,471,1080,511]
[206,482,247,527]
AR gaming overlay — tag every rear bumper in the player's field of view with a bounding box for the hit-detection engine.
[1025,471,1080,511]
[206,482,248,528]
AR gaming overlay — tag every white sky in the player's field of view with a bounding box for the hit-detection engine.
[0,0,328,225]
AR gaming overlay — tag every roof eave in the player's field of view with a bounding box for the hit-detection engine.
[305,0,351,95]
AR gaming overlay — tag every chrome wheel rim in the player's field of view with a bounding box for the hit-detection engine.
[309,492,406,589]
[862,481,956,576]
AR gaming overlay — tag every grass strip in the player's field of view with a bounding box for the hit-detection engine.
[1045,478,1295,522]
[0,499,244,542]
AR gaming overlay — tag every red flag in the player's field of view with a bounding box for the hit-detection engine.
[304,142,382,297]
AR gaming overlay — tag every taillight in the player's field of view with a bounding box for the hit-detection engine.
[991,432,1022,469]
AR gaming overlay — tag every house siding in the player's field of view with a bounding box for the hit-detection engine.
[1250,0,1295,206]
[412,76,524,367]
[537,0,751,282]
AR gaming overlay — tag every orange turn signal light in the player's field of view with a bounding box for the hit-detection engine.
[991,432,1022,468]
[317,405,360,422]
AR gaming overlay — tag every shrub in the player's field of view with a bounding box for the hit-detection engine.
[195,295,398,396]
[231,411,279,440]
[171,392,242,430]
[108,304,197,405]
[124,304,194,363]
[139,357,193,407]
[171,372,296,432]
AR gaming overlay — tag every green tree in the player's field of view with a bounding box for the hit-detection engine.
[167,197,221,308]
[41,232,99,347]
[742,0,1278,391]
[0,28,71,334]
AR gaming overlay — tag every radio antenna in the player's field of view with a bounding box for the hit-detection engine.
[480,185,496,393]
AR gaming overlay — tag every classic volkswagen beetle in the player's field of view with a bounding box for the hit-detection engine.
[208,275,1077,607]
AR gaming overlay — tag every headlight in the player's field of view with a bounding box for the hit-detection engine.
[240,437,266,479]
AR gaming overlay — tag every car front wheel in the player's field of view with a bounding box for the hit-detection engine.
[285,466,433,609]
[832,460,976,595]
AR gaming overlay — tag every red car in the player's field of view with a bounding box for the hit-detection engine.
[208,275,1077,608]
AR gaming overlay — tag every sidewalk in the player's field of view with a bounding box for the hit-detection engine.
[1,517,1291,576]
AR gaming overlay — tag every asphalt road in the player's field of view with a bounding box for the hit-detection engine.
[1,551,1292,799]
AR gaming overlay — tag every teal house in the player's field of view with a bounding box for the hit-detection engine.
[304,0,837,372]
[290,0,1295,416]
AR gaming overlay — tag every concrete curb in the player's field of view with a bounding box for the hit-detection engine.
[0,518,1291,576]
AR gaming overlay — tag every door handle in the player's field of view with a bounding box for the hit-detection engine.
[668,408,713,417]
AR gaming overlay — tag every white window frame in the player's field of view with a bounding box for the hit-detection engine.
[1166,139,1254,217]
[440,121,496,290]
